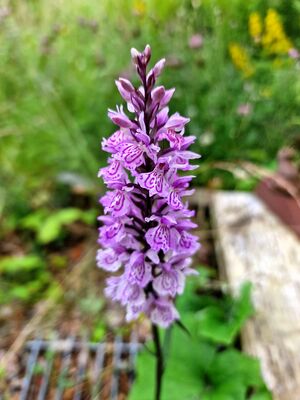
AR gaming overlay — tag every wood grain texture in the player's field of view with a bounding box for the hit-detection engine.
[211,191,300,399]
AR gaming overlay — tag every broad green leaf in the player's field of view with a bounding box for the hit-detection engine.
[130,328,270,400]
[204,349,271,400]
[195,305,238,344]
[129,325,214,400]
[201,381,246,400]
[210,349,264,387]
[250,392,272,400]
[129,282,270,400]
[195,283,254,344]
[176,268,218,314]
[55,208,85,224]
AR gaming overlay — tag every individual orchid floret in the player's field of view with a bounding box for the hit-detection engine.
[145,215,180,253]
[153,261,185,297]
[125,251,153,288]
[98,158,128,186]
[108,106,136,129]
[101,129,132,154]
[96,247,127,272]
[97,45,200,328]
[148,296,180,328]
[137,162,170,197]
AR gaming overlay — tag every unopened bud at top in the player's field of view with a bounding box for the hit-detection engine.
[131,47,140,64]
[131,45,151,67]
[152,86,165,103]
[150,58,166,79]
[144,44,151,63]
[118,78,135,93]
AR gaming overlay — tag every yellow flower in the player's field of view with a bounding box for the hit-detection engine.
[272,58,283,68]
[262,9,292,54]
[229,43,254,77]
[249,12,263,42]
[260,87,272,98]
[133,0,146,17]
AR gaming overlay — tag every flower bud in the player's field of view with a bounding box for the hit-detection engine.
[152,86,165,103]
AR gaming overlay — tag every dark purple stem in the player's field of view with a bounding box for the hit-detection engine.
[151,323,164,400]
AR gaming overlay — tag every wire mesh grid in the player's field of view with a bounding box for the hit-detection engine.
[7,333,139,400]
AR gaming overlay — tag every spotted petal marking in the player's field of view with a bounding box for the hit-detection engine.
[102,130,130,153]
[168,190,183,210]
[178,231,199,254]
[146,224,170,253]
[116,142,145,170]
[105,221,122,240]
[129,263,145,283]
[121,283,145,306]
[153,270,179,297]
[108,190,129,216]
[166,129,184,149]
[99,159,126,183]
[150,299,179,328]
[138,169,166,197]
[96,248,121,272]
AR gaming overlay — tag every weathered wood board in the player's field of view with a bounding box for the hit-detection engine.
[211,191,300,400]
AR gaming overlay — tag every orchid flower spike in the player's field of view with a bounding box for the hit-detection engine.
[97,45,200,327]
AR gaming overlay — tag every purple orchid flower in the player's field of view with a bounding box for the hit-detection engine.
[97,45,200,328]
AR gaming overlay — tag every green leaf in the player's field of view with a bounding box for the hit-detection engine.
[250,392,272,400]
[176,267,217,314]
[129,325,214,400]
[20,209,49,232]
[201,381,246,400]
[0,255,44,274]
[210,349,263,387]
[9,277,50,301]
[37,217,62,244]
[203,349,271,400]
[20,208,96,243]
[91,321,106,342]
[129,328,270,400]
[195,305,238,345]
[129,282,270,400]
[80,209,97,225]
[195,283,254,345]
[37,208,83,243]
[9,285,32,301]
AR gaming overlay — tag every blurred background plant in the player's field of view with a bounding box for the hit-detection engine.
[1,0,300,217]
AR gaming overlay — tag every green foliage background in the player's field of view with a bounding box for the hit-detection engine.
[1,0,300,215]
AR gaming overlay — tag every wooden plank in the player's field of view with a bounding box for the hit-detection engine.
[211,191,300,400]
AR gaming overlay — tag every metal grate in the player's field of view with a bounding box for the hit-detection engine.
[16,334,139,400]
